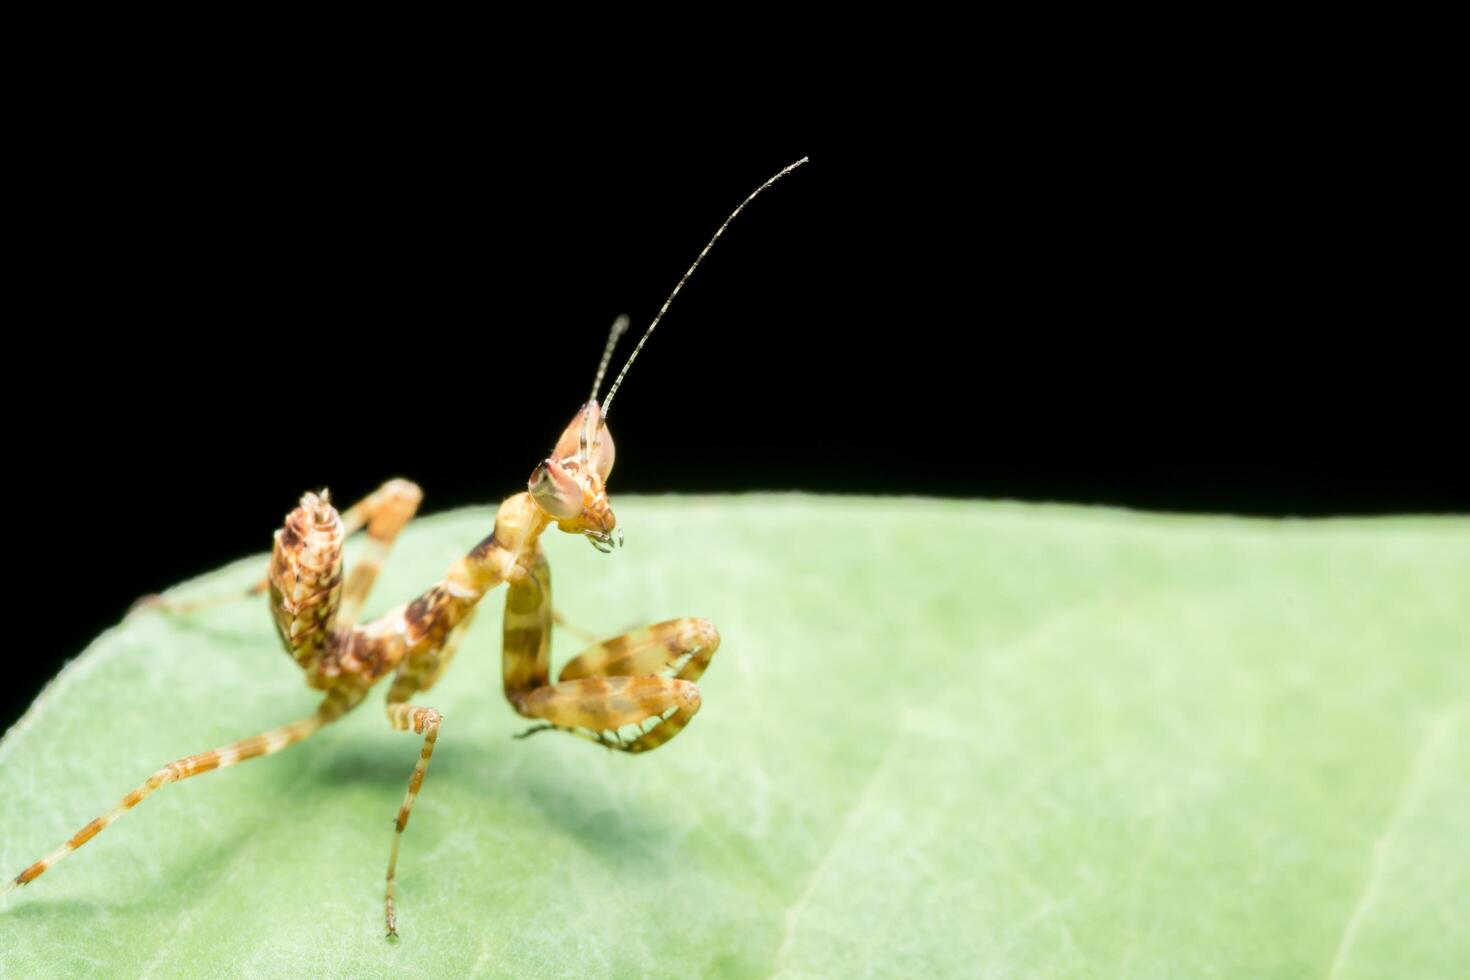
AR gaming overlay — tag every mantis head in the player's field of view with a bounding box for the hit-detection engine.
[525,157,809,554]
[529,399,619,552]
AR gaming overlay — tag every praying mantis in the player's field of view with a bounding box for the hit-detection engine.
[1,157,808,937]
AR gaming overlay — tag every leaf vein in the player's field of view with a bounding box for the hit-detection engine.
[770,737,899,978]
[1326,709,1457,980]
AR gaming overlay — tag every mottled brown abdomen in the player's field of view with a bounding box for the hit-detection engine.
[268,491,344,679]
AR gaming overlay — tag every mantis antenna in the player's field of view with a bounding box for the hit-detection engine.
[580,314,631,467]
[589,315,631,404]
[598,156,809,420]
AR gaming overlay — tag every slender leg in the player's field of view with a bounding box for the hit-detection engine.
[374,577,483,938]
[0,688,362,898]
[550,609,650,646]
[333,479,423,628]
[381,676,445,938]
[551,608,603,646]
[129,577,271,617]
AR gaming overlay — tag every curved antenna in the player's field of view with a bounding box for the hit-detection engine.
[589,314,631,404]
[599,157,809,419]
[580,314,631,467]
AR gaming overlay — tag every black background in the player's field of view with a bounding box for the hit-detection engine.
[3,92,1463,733]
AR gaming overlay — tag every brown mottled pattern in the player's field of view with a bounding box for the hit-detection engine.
[404,586,457,646]
[559,617,720,683]
[467,524,503,562]
[502,550,552,711]
[395,606,478,700]
[383,704,442,937]
[519,676,702,753]
[268,492,344,674]
[331,629,404,687]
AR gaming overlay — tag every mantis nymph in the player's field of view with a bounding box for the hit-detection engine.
[2,157,808,937]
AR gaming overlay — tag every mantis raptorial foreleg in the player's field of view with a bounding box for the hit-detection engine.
[517,676,705,753]
[502,538,719,752]
[539,613,721,752]
[558,618,719,684]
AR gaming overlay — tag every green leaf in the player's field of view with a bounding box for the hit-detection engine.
[2,497,1467,978]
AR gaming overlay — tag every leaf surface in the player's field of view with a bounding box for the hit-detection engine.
[2,496,1467,978]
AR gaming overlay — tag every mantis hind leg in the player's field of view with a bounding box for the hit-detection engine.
[0,689,360,898]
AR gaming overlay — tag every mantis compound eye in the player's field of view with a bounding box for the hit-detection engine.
[528,458,583,520]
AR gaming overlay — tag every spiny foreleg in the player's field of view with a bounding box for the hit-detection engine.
[502,544,719,752]
[516,674,704,753]
[558,617,719,685]
[516,618,719,752]
[0,688,362,898]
